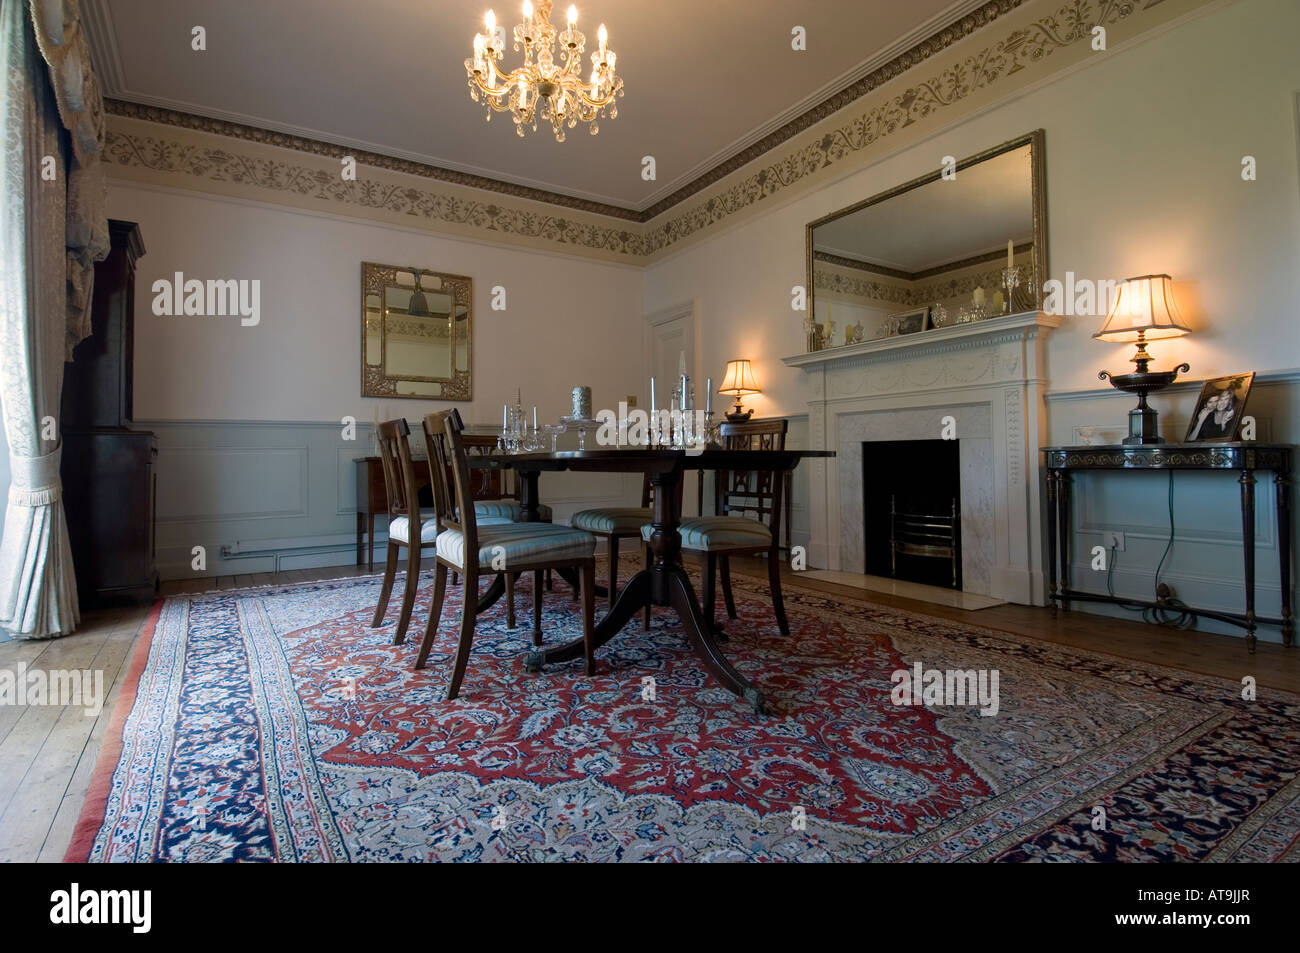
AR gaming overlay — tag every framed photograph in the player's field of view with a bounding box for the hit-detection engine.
[1184,372,1255,442]
[889,307,930,336]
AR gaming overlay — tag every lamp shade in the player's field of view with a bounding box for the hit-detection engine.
[1093,274,1191,342]
[718,359,760,396]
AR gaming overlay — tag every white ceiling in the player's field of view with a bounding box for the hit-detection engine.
[83,0,980,211]
[813,145,1034,273]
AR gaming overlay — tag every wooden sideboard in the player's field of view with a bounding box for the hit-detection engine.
[355,457,437,571]
[355,447,507,570]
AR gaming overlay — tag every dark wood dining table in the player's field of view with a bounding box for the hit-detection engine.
[467,447,833,713]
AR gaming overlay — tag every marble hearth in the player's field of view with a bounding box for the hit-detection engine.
[783,310,1061,605]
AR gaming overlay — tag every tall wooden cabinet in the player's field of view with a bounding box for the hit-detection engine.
[60,220,158,605]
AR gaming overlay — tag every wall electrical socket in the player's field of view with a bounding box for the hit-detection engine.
[1103,531,1125,552]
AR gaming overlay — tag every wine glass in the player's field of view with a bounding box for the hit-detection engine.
[540,423,565,453]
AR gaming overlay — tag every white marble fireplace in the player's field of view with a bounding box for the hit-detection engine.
[783,311,1061,605]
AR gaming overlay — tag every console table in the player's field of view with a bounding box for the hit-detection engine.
[1043,443,1294,652]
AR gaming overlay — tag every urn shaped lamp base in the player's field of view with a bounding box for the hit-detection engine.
[724,399,753,423]
[1097,337,1190,446]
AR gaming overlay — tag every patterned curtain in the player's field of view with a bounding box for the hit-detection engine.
[0,0,107,639]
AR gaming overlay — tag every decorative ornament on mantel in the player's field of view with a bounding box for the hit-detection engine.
[466,1,624,141]
[1094,274,1192,445]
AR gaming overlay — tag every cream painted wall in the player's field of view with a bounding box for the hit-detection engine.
[101,182,648,576]
[641,0,1300,640]
[643,0,1300,418]
[109,183,646,428]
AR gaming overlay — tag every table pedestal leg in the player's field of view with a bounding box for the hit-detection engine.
[475,573,507,614]
[524,467,766,713]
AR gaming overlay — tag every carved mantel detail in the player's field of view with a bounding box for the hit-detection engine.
[791,309,1057,606]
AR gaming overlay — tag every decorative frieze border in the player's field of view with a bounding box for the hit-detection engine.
[104,100,640,223]
[103,116,647,262]
[102,0,1210,262]
[642,0,1199,258]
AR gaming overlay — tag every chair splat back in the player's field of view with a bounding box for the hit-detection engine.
[716,418,788,531]
[436,408,480,558]
[421,411,459,534]
[376,418,421,522]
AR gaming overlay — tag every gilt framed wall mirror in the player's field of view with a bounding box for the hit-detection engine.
[361,262,472,399]
[805,129,1047,349]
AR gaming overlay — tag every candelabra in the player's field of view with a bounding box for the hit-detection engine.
[1001,265,1022,314]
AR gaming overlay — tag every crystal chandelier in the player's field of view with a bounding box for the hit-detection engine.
[465,1,623,141]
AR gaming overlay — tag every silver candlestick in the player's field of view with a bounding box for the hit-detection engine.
[1001,266,1021,313]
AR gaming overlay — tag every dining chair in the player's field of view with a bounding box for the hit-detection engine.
[571,474,654,608]
[447,432,560,610]
[415,409,597,700]
[641,418,790,635]
[370,418,435,646]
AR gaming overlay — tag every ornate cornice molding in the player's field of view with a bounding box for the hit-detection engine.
[640,0,1031,222]
[645,0,1175,257]
[104,100,642,222]
[101,0,1198,261]
[103,121,646,258]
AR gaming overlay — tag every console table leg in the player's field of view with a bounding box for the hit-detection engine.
[1057,472,1071,612]
[1241,469,1257,653]
[1046,471,1059,616]
[1277,472,1293,647]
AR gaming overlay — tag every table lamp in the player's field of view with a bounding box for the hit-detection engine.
[1094,274,1191,445]
[719,359,760,422]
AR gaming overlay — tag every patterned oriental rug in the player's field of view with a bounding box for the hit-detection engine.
[68,568,1300,862]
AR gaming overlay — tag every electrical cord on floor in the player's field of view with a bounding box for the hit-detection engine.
[1144,470,1195,628]
[1103,471,1194,628]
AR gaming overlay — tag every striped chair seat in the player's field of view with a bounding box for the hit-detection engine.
[641,515,772,551]
[437,522,594,570]
[473,500,554,522]
[571,506,653,534]
[388,514,439,545]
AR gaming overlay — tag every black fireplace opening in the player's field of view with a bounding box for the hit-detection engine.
[863,439,962,589]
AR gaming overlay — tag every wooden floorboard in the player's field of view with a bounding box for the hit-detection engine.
[0,606,148,861]
[729,557,1300,694]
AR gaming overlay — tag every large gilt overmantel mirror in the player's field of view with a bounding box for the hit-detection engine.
[805,130,1047,349]
[362,262,472,399]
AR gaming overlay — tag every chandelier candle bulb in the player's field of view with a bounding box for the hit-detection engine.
[705,378,712,416]
[533,406,538,430]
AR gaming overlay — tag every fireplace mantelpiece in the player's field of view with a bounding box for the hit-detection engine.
[783,310,1061,605]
